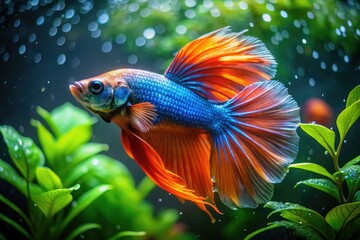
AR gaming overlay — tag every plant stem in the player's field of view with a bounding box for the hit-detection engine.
[333,136,346,203]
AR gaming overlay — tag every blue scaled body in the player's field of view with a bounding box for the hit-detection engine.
[124,70,224,130]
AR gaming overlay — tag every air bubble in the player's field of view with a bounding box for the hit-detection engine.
[41,87,45,92]
[101,41,112,53]
[91,29,101,38]
[3,52,9,61]
[185,9,196,18]
[239,1,248,10]
[57,54,66,65]
[34,53,42,63]
[332,64,338,72]
[36,16,44,25]
[176,25,187,35]
[65,9,75,19]
[88,21,98,32]
[210,8,220,17]
[312,51,319,59]
[14,19,21,28]
[309,78,315,86]
[18,45,26,55]
[280,10,288,18]
[12,34,19,43]
[143,28,155,39]
[57,36,66,46]
[97,11,109,24]
[128,54,138,64]
[158,198,162,202]
[115,34,126,44]
[62,23,72,33]
[29,33,36,42]
[71,58,80,68]
[49,27,57,37]
[135,37,146,47]
[262,13,271,22]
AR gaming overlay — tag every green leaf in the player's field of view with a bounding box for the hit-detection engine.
[0,126,45,181]
[108,231,146,240]
[0,213,31,239]
[31,119,57,166]
[137,176,156,200]
[36,106,61,138]
[0,159,42,197]
[343,155,360,168]
[265,201,335,240]
[354,191,360,202]
[325,202,360,232]
[0,194,31,227]
[68,143,109,167]
[295,178,340,203]
[341,165,360,196]
[51,103,95,135]
[33,184,80,217]
[244,221,323,240]
[336,100,360,141]
[346,85,360,108]
[36,167,63,191]
[60,185,112,231]
[56,123,93,155]
[290,163,336,182]
[64,223,101,240]
[299,123,336,158]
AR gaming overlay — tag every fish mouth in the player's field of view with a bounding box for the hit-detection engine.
[69,81,84,98]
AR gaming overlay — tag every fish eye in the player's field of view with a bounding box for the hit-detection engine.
[89,80,104,94]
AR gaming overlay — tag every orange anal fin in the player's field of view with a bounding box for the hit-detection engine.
[121,129,221,220]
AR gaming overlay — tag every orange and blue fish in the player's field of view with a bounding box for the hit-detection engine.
[69,27,300,222]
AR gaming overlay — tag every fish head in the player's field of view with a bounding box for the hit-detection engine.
[69,70,131,122]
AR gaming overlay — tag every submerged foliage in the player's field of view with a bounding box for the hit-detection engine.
[0,103,192,240]
[245,85,360,239]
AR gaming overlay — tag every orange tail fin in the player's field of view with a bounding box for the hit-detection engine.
[211,80,300,209]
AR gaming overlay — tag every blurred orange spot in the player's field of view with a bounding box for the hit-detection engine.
[302,98,333,127]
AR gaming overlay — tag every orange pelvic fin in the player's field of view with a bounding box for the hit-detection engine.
[121,128,221,222]
[164,26,277,102]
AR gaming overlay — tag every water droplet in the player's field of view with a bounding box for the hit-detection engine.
[91,29,101,38]
[185,9,196,18]
[210,8,220,18]
[262,13,271,22]
[332,63,338,72]
[312,50,319,59]
[115,34,126,44]
[309,78,315,86]
[34,53,42,63]
[65,9,75,19]
[14,18,21,28]
[97,10,109,24]
[12,34,19,43]
[29,33,36,43]
[3,52,10,61]
[57,54,66,65]
[143,28,155,39]
[71,57,80,68]
[49,27,58,37]
[62,23,72,33]
[18,45,26,55]
[176,25,187,35]
[185,0,196,8]
[53,18,61,27]
[128,54,138,64]
[135,37,146,47]
[56,36,66,46]
[36,16,44,25]
[280,10,288,18]
[101,41,112,53]
[239,1,248,10]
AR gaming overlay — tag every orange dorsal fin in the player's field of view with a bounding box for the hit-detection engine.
[164,26,277,102]
[121,128,221,222]
[128,102,157,132]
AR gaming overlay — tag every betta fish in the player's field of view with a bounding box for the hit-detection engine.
[70,27,300,222]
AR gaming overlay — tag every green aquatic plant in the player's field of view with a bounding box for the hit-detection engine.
[0,103,191,240]
[245,85,360,240]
